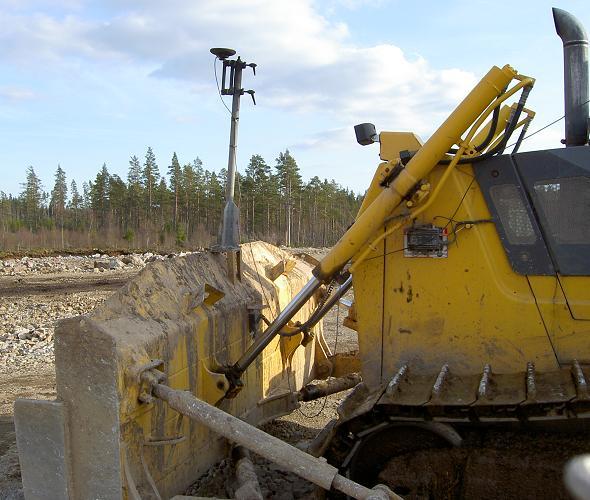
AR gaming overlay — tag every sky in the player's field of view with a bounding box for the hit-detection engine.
[0,0,588,197]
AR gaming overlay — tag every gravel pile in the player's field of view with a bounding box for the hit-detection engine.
[0,251,199,276]
[0,251,201,374]
[0,292,111,374]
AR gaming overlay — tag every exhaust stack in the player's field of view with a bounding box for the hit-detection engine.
[553,7,589,147]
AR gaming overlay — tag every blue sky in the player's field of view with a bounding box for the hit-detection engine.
[0,0,588,197]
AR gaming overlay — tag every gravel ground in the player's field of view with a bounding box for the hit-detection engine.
[186,396,345,499]
[0,292,111,376]
[0,251,203,375]
[0,248,358,500]
[0,251,197,277]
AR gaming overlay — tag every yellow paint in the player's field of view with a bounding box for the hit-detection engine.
[116,242,325,499]
[353,160,563,390]
[559,276,590,319]
[336,65,576,390]
[528,276,590,363]
[379,132,423,163]
[317,65,519,280]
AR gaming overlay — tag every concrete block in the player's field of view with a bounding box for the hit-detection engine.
[14,400,70,500]
[55,316,122,500]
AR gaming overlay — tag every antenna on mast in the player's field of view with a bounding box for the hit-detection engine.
[210,48,257,251]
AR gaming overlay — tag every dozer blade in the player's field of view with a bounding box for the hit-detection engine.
[14,242,329,500]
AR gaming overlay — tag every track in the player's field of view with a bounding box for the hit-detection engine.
[327,413,590,499]
[325,361,590,499]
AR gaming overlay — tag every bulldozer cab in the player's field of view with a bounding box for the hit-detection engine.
[475,146,590,325]
[476,147,590,277]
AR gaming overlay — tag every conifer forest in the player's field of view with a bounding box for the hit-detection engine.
[1,148,362,252]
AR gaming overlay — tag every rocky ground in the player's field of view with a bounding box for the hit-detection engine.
[186,396,344,499]
[0,251,196,277]
[0,292,109,377]
[0,251,205,375]
[0,248,357,500]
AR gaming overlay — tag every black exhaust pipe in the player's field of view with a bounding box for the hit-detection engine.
[553,8,589,147]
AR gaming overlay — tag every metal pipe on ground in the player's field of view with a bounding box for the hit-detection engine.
[298,373,362,402]
[151,383,400,500]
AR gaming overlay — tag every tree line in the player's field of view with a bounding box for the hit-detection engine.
[0,148,362,251]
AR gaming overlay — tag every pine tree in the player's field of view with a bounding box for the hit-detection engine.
[90,164,110,229]
[143,147,160,222]
[243,154,271,236]
[192,158,204,226]
[21,166,44,231]
[275,150,302,246]
[128,155,143,230]
[155,177,169,240]
[50,166,68,216]
[204,170,224,234]
[69,180,83,229]
[181,162,197,236]
[168,152,181,228]
[305,176,323,245]
[109,174,127,230]
[50,165,68,247]
[0,192,8,233]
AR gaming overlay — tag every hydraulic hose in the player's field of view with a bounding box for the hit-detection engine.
[439,83,533,165]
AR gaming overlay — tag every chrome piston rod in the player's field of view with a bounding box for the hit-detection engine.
[304,274,352,331]
[151,383,398,500]
[231,274,352,379]
[232,276,321,374]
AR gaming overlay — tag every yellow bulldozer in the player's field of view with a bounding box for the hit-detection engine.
[14,7,590,500]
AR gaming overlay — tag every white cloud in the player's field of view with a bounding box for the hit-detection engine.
[0,86,37,101]
[0,0,479,139]
[293,127,351,150]
[0,12,100,63]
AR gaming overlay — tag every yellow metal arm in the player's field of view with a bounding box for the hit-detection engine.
[314,64,520,280]
[225,64,532,392]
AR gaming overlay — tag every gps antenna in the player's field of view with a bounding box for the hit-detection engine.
[210,48,257,251]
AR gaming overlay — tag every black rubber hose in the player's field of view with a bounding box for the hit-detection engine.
[447,104,501,155]
[510,119,531,154]
[474,104,501,152]
[438,84,532,165]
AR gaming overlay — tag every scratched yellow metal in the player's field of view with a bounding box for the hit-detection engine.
[376,165,558,384]
[528,275,590,363]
